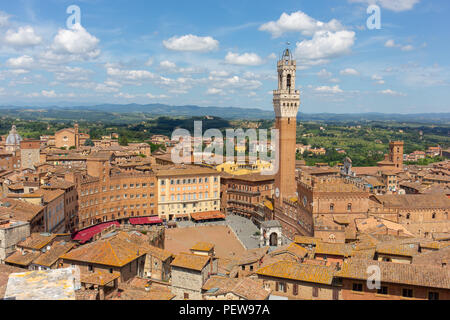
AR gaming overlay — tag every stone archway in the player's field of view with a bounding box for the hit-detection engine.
[270,232,278,247]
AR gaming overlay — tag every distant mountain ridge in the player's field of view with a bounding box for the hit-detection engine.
[0,103,449,123]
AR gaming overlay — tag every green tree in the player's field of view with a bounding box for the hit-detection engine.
[119,136,129,146]
[84,138,95,147]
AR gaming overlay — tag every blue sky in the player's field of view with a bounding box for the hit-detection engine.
[0,0,449,113]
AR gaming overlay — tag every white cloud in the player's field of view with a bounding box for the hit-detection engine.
[41,90,57,98]
[163,34,219,52]
[145,58,154,66]
[317,69,332,78]
[4,26,42,47]
[372,75,385,85]
[0,11,10,27]
[385,39,415,52]
[206,88,224,95]
[6,55,34,68]
[160,60,177,69]
[385,39,396,48]
[210,70,230,77]
[208,75,262,91]
[146,93,169,99]
[259,11,344,38]
[225,52,264,66]
[349,0,420,12]
[95,83,120,93]
[340,68,359,76]
[315,85,343,94]
[106,66,156,81]
[372,74,383,81]
[295,30,356,64]
[51,23,100,60]
[9,69,29,75]
[114,93,136,99]
[53,66,93,82]
[379,89,406,96]
[401,44,414,51]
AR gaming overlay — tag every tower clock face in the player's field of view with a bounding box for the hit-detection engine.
[275,188,280,198]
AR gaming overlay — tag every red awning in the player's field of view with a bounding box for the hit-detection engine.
[129,216,163,225]
[72,221,120,244]
[191,211,226,221]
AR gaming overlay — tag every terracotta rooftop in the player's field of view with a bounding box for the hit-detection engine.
[33,189,65,203]
[61,231,149,267]
[314,242,353,257]
[43,178,75,190]
[220,172,275,182]
[336,258,450,289]
[190,242,215,253]
[5,250,41,267]
[412,246,450,267]
[372,194,450,209]
[171,252,211,271]
[203,276,270,300]
[237,247,269,265]
[114,278,175,300]
[18,233,57,250]
[80,271,120,286]
[294,236,322,246]
[375,242,419,257]
[32,241,76,267]
[256,261,335,285]
[270,243,308,259]
[352,167,381,176]
[312,180,366,193]
[154,164,219,177]
[0,198,44,222]
[146,245,173,262]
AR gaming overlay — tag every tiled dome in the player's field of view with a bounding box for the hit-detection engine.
[5,125,22,146]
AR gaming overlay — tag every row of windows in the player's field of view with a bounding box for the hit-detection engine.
[80,183,155,196]
[161,201,218,209]
[161,177,218,186]
[80,194,156,208]
[162,185,210,193]
[329,203,353,212]
[162,192,217,202]
[274,282,338,299]
[81,206,156,220]
[406,212,448,220]
[229,184,271,192]
[352,283,440,300]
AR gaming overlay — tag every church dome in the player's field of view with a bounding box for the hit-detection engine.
[5,125,22,146]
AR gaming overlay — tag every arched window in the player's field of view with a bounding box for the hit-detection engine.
[432,213,436,219]
[330,204,334,212]
[287,74,292,91]
[329,234,336,243]
[347,203,352,212]
[406,213,411,220]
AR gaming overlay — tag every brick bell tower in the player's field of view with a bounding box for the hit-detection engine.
[273,47,300,204]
